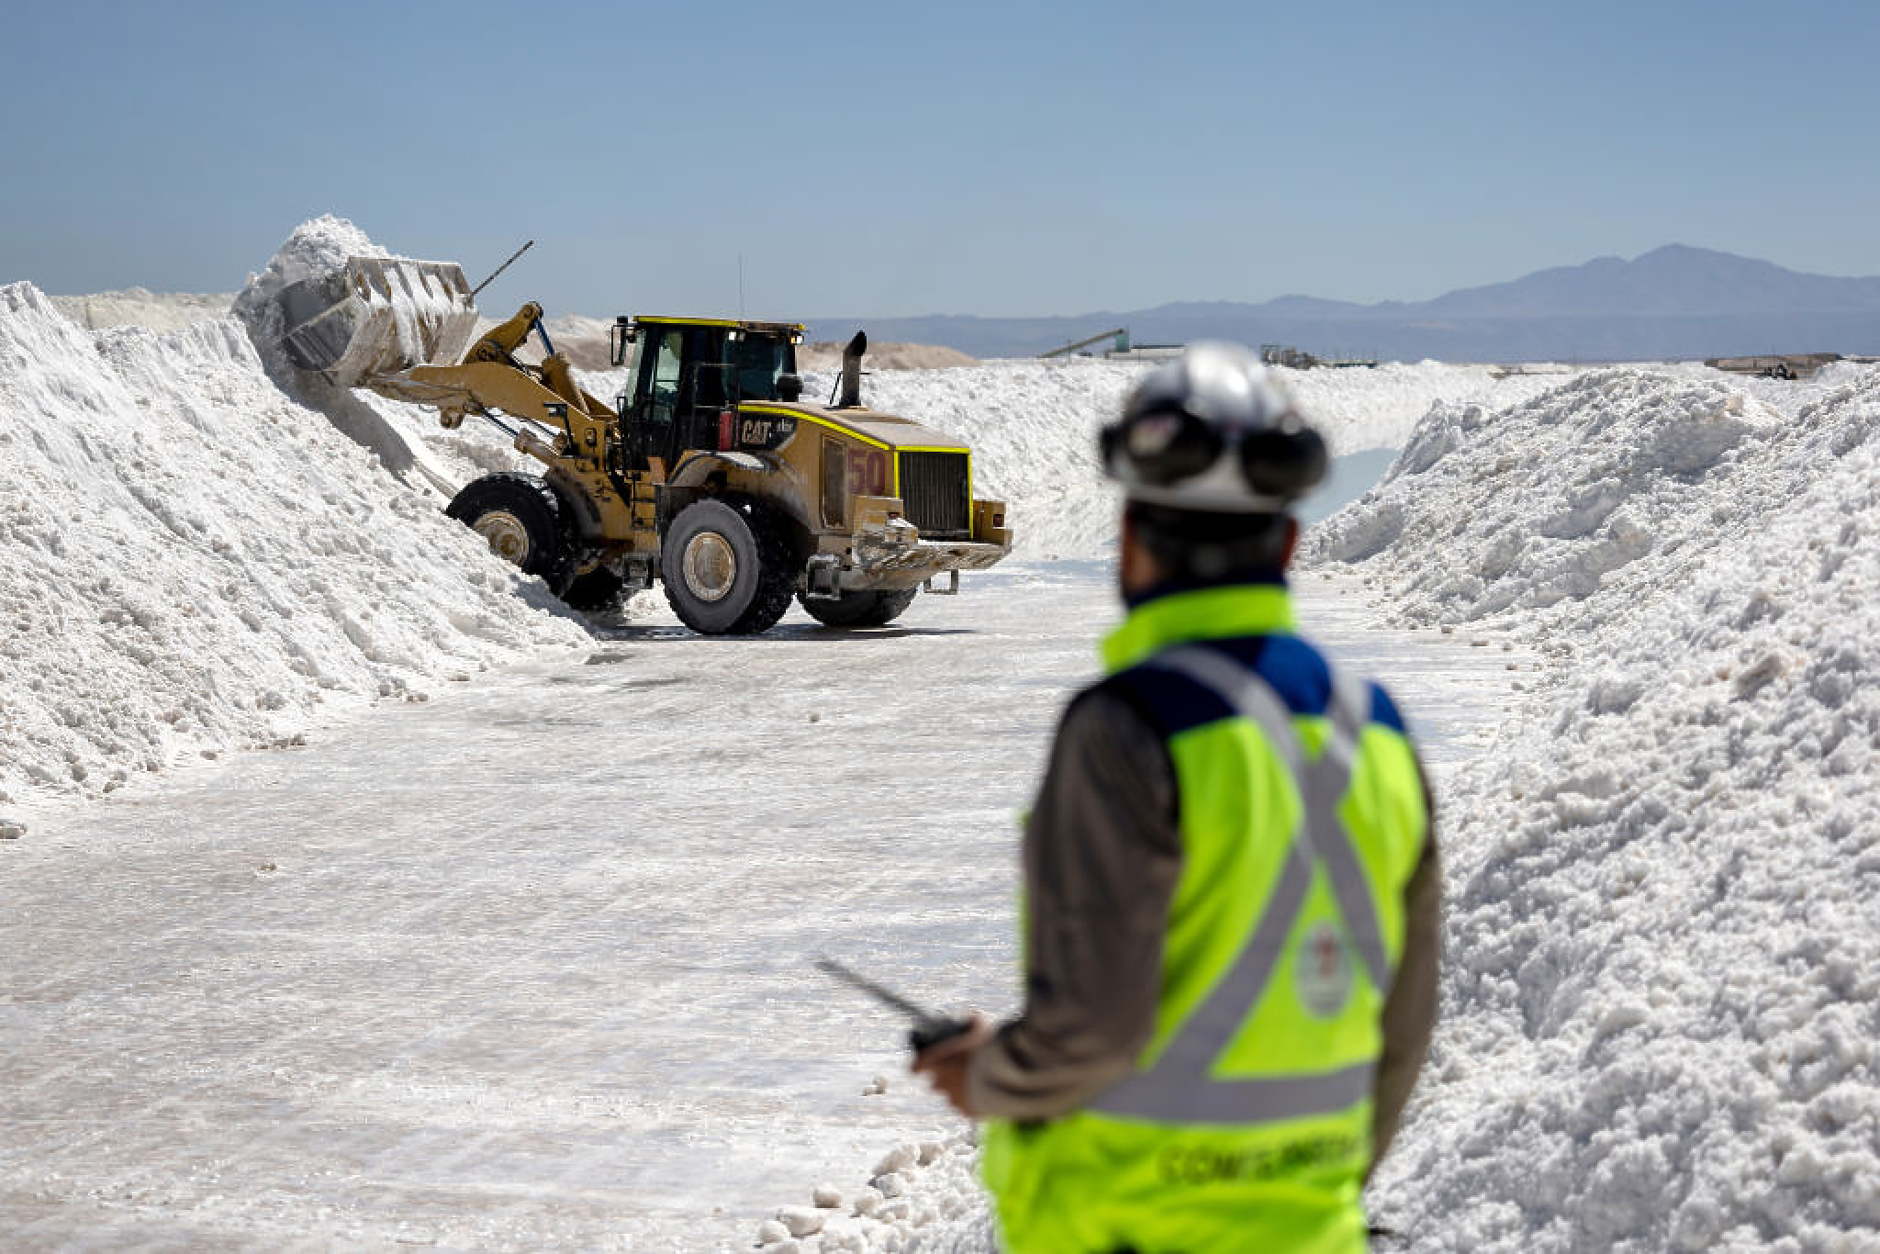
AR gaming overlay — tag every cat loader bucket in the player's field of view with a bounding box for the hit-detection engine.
[275,256,480,387]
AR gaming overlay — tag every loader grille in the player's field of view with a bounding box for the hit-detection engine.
[898,451,971,538]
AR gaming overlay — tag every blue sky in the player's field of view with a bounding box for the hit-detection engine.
[2,0,1876,319]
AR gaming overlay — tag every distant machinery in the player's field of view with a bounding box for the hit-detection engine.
[1488,364,1576,380]
[1040,332,1378,366]
[1705,352,1842,380]
[1260,344,1376,370]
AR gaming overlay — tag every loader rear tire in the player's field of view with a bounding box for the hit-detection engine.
[797,586,918,628]
[661,497,797,635]
[445,473,570,585]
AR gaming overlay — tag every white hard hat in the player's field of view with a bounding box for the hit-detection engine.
[1101,343,1328,512]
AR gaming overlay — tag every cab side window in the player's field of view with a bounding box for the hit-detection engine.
[648,330,684,426]
[728,337,785,402]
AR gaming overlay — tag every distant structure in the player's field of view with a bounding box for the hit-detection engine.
[1040,327,1184,361]
[1704,352,1842,380]
[1259,343,1376,370]
[1488,363,1576,380]
[1039,331,1383,366]
[1041,327,1128,358]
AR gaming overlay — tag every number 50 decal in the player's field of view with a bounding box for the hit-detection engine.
[846,447,890,497]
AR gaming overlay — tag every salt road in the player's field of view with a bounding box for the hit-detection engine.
[1,562,1532,1251]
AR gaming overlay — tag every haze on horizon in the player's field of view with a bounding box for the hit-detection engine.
[2,0,1876,321]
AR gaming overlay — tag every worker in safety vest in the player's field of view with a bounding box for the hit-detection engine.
[914,344,1440,1253]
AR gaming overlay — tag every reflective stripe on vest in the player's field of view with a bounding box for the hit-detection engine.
[1088,644,1390,1126]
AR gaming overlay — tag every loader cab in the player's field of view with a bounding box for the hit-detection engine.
[611,316,804,472]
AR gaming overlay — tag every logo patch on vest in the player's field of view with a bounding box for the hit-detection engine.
[1295,920,1354,1017]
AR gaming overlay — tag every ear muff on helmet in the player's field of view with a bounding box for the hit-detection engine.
[1238,420,1328,500]
[1099,405,1223,487]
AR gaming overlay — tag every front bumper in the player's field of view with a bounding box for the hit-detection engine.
[836,499,1011,592]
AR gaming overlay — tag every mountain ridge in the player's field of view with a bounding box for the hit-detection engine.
[807,246,1880,362]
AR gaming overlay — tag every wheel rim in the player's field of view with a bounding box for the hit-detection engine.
[472,510,532,564]
[682,531,737,602]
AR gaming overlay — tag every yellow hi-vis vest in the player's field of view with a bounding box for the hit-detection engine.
[983,583,1430,1254]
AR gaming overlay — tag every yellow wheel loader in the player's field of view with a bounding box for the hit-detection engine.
[272,256,1011,634]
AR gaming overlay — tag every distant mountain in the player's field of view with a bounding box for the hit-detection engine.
[1418,245,1880,319]
[807,246,1880,362]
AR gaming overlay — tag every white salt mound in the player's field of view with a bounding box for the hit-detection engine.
[1302,367,1880,647]
[0,279,589,811]
[49,288,235,334]
[1303,362,1880,1248]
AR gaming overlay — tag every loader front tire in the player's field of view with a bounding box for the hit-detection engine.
[661,497,796,635]
[797,586,918,628]
[445,473,569,585]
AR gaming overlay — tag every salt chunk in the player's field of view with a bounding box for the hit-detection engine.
[812,1184,843,1208]
[755,1219,789,1244]
[816,1217,866,1251]
[917,1140,945,1166]
[777,1206,824,1238]
[872,1144,918,1176]
[872,1172,907,1199]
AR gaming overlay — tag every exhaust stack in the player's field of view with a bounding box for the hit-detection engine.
[838,331,868,409]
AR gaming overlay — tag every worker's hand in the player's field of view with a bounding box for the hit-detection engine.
[911,1012,994,1119]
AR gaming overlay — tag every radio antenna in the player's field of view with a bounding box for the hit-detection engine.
[471,240,534,299]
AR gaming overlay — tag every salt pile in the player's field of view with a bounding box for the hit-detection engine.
[1314,365,1880,1248]
[0,278,589,814]
[48,288,234,334]
[1302,367,1873,646]
[1303,369,1775,639]
[753,1135,991,1253]
[1282,359,1576,455]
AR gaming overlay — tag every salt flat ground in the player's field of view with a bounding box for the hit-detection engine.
[1,562,1530,1251]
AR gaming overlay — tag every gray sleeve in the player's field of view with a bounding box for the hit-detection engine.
[965,687,1183,1120]
[1368,766,1441,1177]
